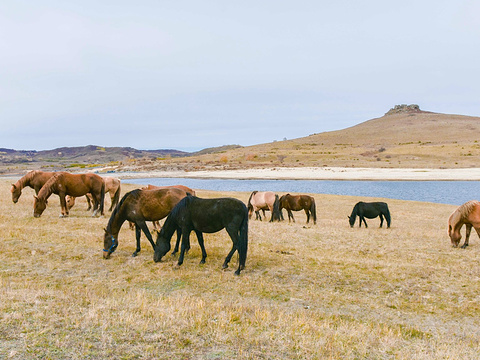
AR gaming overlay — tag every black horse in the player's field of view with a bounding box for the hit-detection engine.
[348,201,391,228]
[154,195,249,275]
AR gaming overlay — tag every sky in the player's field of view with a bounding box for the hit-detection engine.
[1,1,480,152]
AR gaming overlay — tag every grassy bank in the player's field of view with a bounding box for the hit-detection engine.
[1,180,479,359]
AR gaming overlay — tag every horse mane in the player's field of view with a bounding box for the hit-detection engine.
[453,200,480,222]
[37,173,61,199]
[14,170,35,188]
[106,189,141,231]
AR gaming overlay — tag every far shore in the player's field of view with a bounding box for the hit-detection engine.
[113,167,480,181]
[3,167,480,181]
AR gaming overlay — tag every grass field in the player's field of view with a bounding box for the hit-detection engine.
[1,179,480,359]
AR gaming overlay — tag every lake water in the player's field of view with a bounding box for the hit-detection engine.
[124,178,480,205]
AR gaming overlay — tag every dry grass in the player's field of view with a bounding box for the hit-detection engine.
[1,179,480,359]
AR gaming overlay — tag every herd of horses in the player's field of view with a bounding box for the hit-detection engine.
[9,170,479,275]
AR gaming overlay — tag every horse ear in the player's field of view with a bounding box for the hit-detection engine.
[104,228,108,233]
[34,195,38,200]
[11,184,16,189]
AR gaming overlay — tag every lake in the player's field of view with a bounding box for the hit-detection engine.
[124,178,480,205]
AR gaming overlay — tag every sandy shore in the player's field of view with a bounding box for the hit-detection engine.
[113,167,480,181]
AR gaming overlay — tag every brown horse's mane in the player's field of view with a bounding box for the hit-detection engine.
[37,173,62,200]
[451,200,480,224]
[14,170,37,188]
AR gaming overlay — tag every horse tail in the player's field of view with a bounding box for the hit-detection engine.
[272,194,281,221]
[246,191,257,211]
[112,183,121,209]
[99,180,105,215]
[310,197,317,224]
[384,204,391,228]
[237,206,249,271]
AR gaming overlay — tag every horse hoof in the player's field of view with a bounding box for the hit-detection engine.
[132,252,138,257]
[234,269,241,276]
[200,260,206,264]
[222,264,229,269]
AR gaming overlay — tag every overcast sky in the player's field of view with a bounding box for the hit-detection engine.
[1,1,479,152]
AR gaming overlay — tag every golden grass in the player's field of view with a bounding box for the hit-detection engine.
[1,179,480,359]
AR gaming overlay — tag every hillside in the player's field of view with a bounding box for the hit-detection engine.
[2,104,480,174]
[161,104,480,171]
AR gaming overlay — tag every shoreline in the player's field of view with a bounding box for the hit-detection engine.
[2,167,480,181]
[112,167,480,181]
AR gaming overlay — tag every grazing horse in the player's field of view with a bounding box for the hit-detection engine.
[103,187,188,259]
[154,195,249,275]
[348,201,391,228]
[247,191,281,222]
[66,176,122,212]
[448,200,480,248]
[33,172,105,218]
[11,170,56,203]
[279,193,317,224]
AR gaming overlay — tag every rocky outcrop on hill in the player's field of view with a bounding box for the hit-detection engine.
[385,104,423,115]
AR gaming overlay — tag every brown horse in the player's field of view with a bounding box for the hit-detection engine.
[33,172,105,218]
[448,200,480,248]
[103,187,188,258]
[247,191,281,222]
[279,194,317,224]
[66,176,122,212]
[11,170,56,203]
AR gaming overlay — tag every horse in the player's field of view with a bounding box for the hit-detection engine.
[66,176,122,212]
[103,187,188,259]
[279,193,317,224]
[33,172,105,218]
[448,200,480,248]
[348,201,391,228]
[154,195,249,275]
[247,191,281,222]
[123,185,196,231]
[11,170,56,203]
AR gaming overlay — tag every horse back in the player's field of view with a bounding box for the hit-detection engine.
[131,187,187,221]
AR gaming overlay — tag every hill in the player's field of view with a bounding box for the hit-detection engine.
[163,104,480,170]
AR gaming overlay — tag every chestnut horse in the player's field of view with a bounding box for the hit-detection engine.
[33,172,105,218]
[66,176,122,212]
[103,187,188,259]
[448,200,480,248]
[11,170,56,203]
[247,191,281,222]
[126,184,196,231]
[279,193,317,224]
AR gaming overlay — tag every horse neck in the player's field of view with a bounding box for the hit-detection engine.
[15,173,30,190]
[349,205,358,219]
[106,206,126,237]
[37,177,56,201]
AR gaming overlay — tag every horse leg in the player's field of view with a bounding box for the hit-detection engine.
[86,195,92,211]
[139,221,156,252]
[360,216,368,228]
[178,230,191,266]
[132,224,142,257]
[59,193,69,217]
[288,210,295,223]
[462,224,472,248]
[223,226,239,269]
[196,231,207,264]
[305,209,310,224]
[379,215,384,228]
[172,228,182,255]
[91,194,100,217]
[108,193,115,212]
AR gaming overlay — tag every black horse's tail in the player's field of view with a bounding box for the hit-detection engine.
[384,204,392,228]
[99,181,105,215]
[111,183,121,210]
[271,194,281,222]
[236,207,249,275]
[310,198,317,224]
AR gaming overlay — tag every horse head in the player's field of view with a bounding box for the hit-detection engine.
[103,228,118,259]
[11,184,21,203]
[448,223,462,247]
[348,215,355,228]
[33,195,47,218]
[153,229,171,262]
